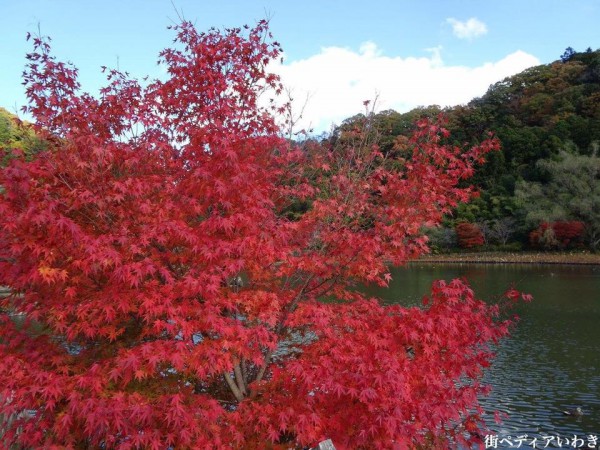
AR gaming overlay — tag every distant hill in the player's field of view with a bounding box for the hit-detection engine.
[0,107,45,162]
[330,48,600,250]
[450,47,600,185]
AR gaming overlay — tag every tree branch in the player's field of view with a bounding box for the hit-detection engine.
[233,357,247,396]
[252,274,315,388]
[223,371,244,402]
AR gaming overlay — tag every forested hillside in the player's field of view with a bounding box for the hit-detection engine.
[330,48,600,251]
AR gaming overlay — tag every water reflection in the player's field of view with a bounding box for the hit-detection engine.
[363,264,600,444]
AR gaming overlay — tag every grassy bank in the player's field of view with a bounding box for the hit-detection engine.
[415,251,600,265]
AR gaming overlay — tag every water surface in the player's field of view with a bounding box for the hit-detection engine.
[363,263,600,447]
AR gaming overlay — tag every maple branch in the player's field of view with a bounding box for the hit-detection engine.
[307,275,341,299]
[253,274,314,388]
[55,171,75,191]
[223,371,244,402]
[303,274,340,297]
[233,357,247,396]
[241,357,248,384]
[253,349,272,390]
[250,271,347,394]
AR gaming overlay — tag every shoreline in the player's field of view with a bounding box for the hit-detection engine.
[414,251,600,266]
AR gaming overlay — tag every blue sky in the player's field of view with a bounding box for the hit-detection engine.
[1,0,598,131]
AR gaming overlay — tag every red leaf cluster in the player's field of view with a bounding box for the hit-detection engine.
[0,20,524,449]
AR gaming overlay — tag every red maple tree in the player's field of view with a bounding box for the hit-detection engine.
[0,21,530,449]
[456,222,485,249]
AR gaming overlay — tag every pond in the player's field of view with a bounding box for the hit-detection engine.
[363,263,600,448]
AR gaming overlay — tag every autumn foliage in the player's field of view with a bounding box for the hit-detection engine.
[0,21,529,449]
[455,222,485,249]
[529,220,586,250]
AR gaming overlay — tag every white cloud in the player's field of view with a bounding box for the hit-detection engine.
[446,17,488,40]
[268,44,539,133]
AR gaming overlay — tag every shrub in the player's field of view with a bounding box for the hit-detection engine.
[456,222,485,248]
[529,221,585,249]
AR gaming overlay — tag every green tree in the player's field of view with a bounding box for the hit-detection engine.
[561,47,576,63]
[515,149,600,250]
